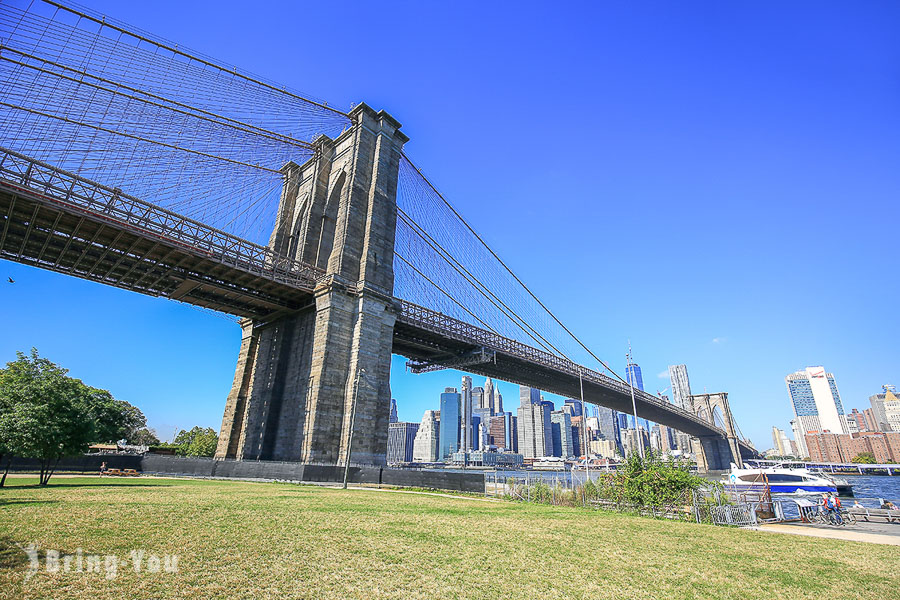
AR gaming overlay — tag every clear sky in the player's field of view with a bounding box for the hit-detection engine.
[1,1,898,448]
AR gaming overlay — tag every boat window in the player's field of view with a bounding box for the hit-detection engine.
[738,473,806,483]
[764,474,804,483]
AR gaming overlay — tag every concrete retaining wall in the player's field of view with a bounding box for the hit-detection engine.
[7,455,485,493]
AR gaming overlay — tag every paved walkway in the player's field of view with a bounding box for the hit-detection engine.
[756,521,900,546]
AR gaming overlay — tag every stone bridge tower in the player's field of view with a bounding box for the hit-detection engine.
[690,392,744,471]
[215,104,407,465]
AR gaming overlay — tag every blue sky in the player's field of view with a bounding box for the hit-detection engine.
[1,1,898,448]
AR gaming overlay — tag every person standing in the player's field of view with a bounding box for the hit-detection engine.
[828,493,843,525]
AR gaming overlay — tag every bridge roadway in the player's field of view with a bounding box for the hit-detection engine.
[0,148,755,457]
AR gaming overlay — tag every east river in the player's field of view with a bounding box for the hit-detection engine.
[841,474,900,504]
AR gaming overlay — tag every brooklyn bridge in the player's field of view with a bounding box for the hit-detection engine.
[0,1,756,469]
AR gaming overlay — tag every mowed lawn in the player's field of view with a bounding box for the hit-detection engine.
[0,477,897,599]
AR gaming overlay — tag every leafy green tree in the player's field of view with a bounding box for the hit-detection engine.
[0,350,94,485]
[130,427,161,446]
[171,426,218,457]
[852,452,876,464]
[79,386,147,443]
[0,349,152,485]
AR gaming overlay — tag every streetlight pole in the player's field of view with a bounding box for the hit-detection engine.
[579,367,590,484]
[343,368,364,490]
[626,345,644,459]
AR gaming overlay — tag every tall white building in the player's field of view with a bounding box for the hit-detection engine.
[668,364,693,412]
[786,367,849,453]
[412,410,440,462]
[870,385,900,432]
[771,426,795,457]
[483,377,496,413]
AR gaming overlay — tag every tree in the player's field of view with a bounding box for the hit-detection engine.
[130,427,161,446]
[0,349,152,486]
[79,386,147,443]
[852,452,876,464]
[0,350,94,485]
[171,426,218,457]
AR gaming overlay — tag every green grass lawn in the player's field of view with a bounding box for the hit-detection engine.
[0,476,896,599]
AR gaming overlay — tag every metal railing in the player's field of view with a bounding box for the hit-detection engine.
[0,147,326,290]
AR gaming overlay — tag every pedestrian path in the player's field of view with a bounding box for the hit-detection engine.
[756,521,900,546]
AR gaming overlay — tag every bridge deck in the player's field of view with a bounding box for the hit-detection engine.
[0,148,321,317]
[394,299,754,452]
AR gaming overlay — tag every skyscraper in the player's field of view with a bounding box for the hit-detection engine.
[596,406,620,446]
[488,414,508,450]
[472,387,484,414]
[571,415,585,457]
[472,407,492,450]
[870,385,900,432]
[412,410,440,462]
[626,361,650,431]
[623,428,650,457]
[520,386,541,405]
[625,363,644,392]
[616,412,630,449]
[517,388,551,458]
[389,398,398,424]
[771,426,794,457]
[439,388,461,460]
[658,424,676,453]
[563,399,583,417]
[786,367,849,451]
[483,378,496,413]
[387,422,419,464]
[461,376,473,452]
[489,413,519,452]
[550,410,574,458]
[540,397,555,414]
[786,367,848,431]
[668,364,693,412]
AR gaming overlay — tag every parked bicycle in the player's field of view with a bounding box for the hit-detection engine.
[808,506,847,526]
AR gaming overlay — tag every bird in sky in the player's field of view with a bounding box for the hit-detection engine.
[7,277,13,283]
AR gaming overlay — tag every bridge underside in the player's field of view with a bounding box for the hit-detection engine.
[0,182,312,318]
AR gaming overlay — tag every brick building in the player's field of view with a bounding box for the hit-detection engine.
[805,431,900,463]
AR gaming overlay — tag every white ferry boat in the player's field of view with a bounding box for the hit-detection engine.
[721,464,846,494]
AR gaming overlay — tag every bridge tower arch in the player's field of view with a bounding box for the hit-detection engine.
[216,103,408,465]
[690,392,744,471]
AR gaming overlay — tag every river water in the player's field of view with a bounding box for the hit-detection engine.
[838,474,900,504]
[480,470,900,504]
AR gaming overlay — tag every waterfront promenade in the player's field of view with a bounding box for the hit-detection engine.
[758,521,900,546]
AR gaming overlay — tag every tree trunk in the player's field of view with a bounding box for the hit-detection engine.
[0,455,8,487]
[44,456,60,486]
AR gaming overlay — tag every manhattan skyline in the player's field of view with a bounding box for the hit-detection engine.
[1,0,897,450]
